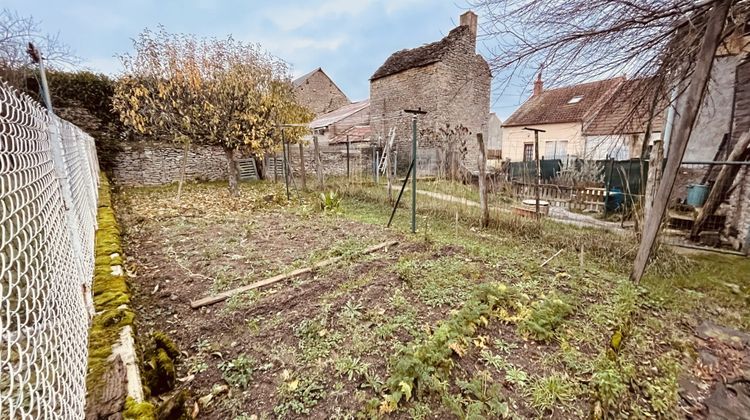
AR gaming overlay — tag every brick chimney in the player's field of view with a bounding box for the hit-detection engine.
[460,11,478,49]
[533,70,543,96]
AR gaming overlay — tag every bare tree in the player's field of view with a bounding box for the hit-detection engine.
[472,0,746,101]
[471,0,746,281]
[0,8,77,85]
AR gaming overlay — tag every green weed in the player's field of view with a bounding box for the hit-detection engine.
[334,355,370,381]
[274,371,325,418]
[452,371,512,418]
[379,283,520,413]
[504,365,528,388]
[318,190,342,212]
[480,350,506,372]
[528,373,578,413]
[518,294,573,341]
[218,354,256,389]
[294,315,343,362]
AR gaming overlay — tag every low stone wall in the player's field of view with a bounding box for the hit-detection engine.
[111,141,227,186]
[284,142,376,179]
[86,174,155,419]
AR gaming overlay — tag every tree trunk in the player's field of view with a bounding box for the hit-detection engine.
[477,133,490,228]
[176,141,190,202]
[644,139,664,223]
[630,0,731,283]
[225,146,239,197]
[691,130,750,239]
[313,134,324,189]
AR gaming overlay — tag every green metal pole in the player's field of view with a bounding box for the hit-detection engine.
[411,116,417,233]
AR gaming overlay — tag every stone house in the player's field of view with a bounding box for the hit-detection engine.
[369,11,491,173]
[293,68,350,116]
[286,100,374,177]
[309,100,371,144]
[502,76,664,162]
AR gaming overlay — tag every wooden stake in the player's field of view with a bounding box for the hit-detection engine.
[477,133,489,228]
[190,241,398,308]
[579,245,584,268]
[176,141,190,202]
[298,142,307,191]
[541,249,563,267]
[630,0,731,283]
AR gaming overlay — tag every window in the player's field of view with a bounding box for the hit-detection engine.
[543,140,569,160]
[567,96,583,104]
[523,144,534,162]
[585,136,629,160]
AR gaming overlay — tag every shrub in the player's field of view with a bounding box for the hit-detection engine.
[318,191,342,212]
[518,294,573,341]
[218,355,256,389]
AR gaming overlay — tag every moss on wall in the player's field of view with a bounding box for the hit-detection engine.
[86,174,156,419]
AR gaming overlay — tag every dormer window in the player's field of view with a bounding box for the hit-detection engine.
[568,96,583,104]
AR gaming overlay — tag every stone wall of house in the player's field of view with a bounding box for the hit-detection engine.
[369,28,491,175]
[679,56,740,161]
[328,106,371,138]
[111,140,227,186]
[438,31,492,171]
[727,57,750,251]
[294,70,350,116]
[370,63,442,175]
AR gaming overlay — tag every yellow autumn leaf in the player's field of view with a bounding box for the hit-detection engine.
[287,379,299,391]
[399,381,413,401]
[449,341,466,357]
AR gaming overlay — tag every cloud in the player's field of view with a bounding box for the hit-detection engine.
[264,0,375,31]
[260,34,346,58]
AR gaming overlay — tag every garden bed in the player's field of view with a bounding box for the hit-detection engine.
[115,180,750,419]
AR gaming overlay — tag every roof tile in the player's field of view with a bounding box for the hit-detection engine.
[503,77,624,127]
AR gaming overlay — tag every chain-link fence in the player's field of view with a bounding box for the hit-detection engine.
[1,82,99,418]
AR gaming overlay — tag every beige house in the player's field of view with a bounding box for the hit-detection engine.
[502,76,663,162]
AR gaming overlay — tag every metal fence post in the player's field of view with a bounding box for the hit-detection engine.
[48,119,96,318]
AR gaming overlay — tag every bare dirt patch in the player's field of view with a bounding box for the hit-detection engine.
[115,181,750,419]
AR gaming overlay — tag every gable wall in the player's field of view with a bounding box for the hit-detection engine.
[369,29,491,174]
[294,70,350,116]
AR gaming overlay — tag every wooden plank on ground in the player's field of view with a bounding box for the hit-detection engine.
[190,241,399,309]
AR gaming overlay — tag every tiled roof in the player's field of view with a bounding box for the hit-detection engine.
[310,100,370,129]
[371,26,471,81]
[330,125,372,144]
[503,77,625,127]
[583,78,666,135]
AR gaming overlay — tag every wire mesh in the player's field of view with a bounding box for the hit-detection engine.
[1,82,99,418]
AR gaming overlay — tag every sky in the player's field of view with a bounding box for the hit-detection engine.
[6,0,532,119]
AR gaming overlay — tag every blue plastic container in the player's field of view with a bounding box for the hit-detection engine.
[606,188,623,212]
[686,184,709,207]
